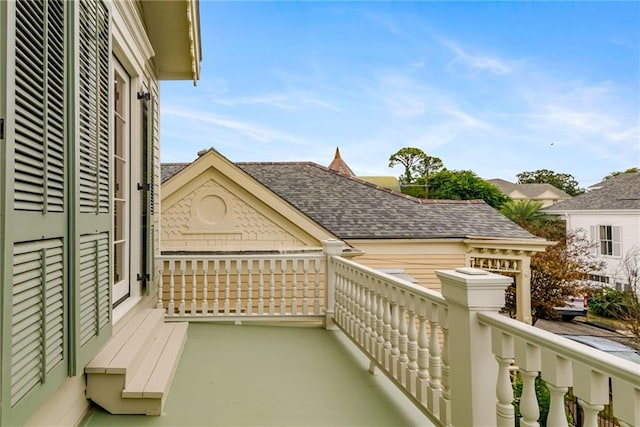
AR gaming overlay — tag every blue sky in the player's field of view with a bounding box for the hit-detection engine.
[161,1,640,188]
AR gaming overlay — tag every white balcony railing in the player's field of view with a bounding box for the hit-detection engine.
[157,251,325,321]
[155,240,640,426]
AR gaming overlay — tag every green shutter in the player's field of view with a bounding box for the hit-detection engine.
[73,0,112,371]
[2,1,68,424]
[141,87,155,292]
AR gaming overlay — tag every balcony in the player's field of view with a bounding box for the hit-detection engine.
[83,241,639,426]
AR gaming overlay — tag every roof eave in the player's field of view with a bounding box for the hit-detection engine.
[141,0,202,83]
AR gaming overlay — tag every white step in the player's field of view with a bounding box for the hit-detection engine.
[85,308,188,415]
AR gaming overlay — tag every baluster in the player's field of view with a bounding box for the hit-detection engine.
[427,302,442,415]
[258,259,265,315]
[291,259,298,315]
[541,354,571,427]
[520,370,540,427]
[546,384,569,427]
[355,277,364,341]
[191,260,198,315]
[247,260,253,315]
[382,285,392,370]
[573,365,608,427]
[213,259,220,315]
[302,259,309,314]
[579,400,605,427]
[179,260,186,315]
[168,260,175,315]
[417,303,429,404]
[202,260,209,314]
[347,271,354,329]
[224,259,230,315]
[376,283,385,364]
[359,278,367,346]
[313,258,321,315]
[390,287,400,379]
[493,331,515,427]
[157,264,164,310]
[269,259,276,315]
[397,291,408,387]
[407,296,419,396]
[438,306,451,426]
[236,259,243,314]
[280,259,287,315]
[369,283,379,360]
[363,286,372,354]
[515,338,542,427]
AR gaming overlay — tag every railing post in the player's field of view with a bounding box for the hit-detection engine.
[437,267,513,427]
[323,239,343,330]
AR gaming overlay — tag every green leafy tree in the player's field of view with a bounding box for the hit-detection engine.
[388,147,443,198]
[388,147,427,184]
[604,167,638,181]
[516,169,585,197]
[428,169,510,208]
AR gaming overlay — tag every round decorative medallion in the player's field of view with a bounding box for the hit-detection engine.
[196,195,227,225]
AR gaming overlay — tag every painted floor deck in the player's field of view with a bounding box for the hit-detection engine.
[82,322,432,427]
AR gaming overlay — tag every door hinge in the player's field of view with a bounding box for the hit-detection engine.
[137,182,150,191]
[137,273,150,282]
[0,118,4,140]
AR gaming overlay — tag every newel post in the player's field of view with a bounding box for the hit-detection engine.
[323,240,343,330]
[437,267,513,427]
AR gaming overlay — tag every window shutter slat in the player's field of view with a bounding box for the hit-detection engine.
[10,239,65,406]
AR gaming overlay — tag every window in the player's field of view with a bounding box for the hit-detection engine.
[591,225,621,257]
[587,274,610,284]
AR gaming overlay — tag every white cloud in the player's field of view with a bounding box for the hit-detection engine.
[441,39,511,75]
[163,107,303,145]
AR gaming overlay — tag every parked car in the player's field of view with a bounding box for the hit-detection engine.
[560,334,640,364]
[555,295,588,321]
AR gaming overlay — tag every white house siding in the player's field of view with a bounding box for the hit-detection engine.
[564,210,640,288]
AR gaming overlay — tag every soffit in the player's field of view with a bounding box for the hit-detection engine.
[140,0,201,82]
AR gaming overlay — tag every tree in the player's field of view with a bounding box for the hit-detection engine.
[388,147,427,184]
[415,155,443,198]
[516,169,585,197]
[388,147,443,198]
[604,167,639,181]
[499,200,548,228]
[616,245,640,342]
[503,227,605,325]
[428,169,510,208]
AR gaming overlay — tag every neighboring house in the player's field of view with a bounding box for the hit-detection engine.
[487,178,572,207]
[161,148,550,323]
[545,173,640,290]
[0,1,201,425]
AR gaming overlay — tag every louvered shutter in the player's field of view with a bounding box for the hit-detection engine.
[2,0,68,423]
[141,86,155,292]
[590,225,598,256]
[73,0,112,370]
[612,226,621,257]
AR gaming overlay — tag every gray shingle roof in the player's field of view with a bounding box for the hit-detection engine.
[162,163,190,183]
[544,173,640,211]
[236,162,535,240]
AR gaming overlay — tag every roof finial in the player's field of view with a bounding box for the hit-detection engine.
[334,147,341,159]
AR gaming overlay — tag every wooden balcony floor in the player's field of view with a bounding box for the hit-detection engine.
[82,322,432,427]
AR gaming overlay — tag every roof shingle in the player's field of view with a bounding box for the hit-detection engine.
[544,173,640,211]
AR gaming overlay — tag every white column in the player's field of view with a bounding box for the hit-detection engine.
[323,239,343,330]
[437,267,513,427]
